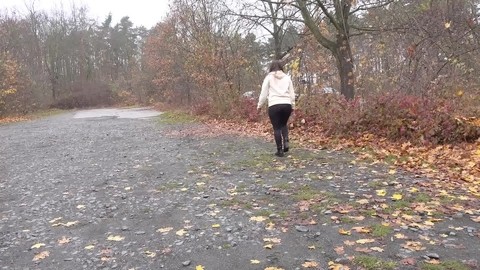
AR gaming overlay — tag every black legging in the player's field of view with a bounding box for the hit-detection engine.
[268,104,293,150]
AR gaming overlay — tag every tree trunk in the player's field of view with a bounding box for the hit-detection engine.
[335,34,355,100]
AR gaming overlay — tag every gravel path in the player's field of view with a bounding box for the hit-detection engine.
[0,108,478,270]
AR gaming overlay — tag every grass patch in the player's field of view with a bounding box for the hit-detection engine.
[420,260,470,270]
[255,209,274,217]
[353,255,396,270]
[371,224,393,238]
[294,185,317,201]
[157,111,196,124]
[410,192,432,203]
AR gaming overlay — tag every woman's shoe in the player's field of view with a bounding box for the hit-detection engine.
[275,149,285,157]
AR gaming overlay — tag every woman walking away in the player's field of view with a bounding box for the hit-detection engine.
[257,60,296,157]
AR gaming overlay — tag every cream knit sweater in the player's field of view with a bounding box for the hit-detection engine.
[257,71,295,109]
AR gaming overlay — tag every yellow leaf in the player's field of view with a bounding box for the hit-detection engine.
[31,243,45,249]
[328,261,350,270]
[157,227,174,234]
[32,251,49,261]
[409,187,419,193]
[392,194,403,201]
[445,21,451,29]
[388,169,397,175]
[395,233,408,239]
[107,235,125,241]
[376,189,387,197]
[356,238,375,244]
[212,224,221,228]
[196,265,205,270]
[144,251,156,258]
[264,244,274,249]
[251,259,261,264]
[356,199,369,205]
[302,261,319,268]
[339,228,351,235]
[263,238,281,244]
[176,229,187,236]
[76,205,86,209]
[250,216,267,222]
[84,245,95,250]
[265,222,275,230]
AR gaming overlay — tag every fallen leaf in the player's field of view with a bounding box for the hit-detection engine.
[250,216,267,222]
[334,246,345,255]
[84,245,95,250]
[355,247,372,253]
[251,259,261,264]
[356,199,369,205]
[144,251,156,258]
[32,251,50,261]
[402,241,426,251]
[352,226,371,233]
[392,194,403,201]
[371,247,384,252]
[263,238,281,244]
[212,224,221,228]
[395,233,408,239]
[31,243,45,249]
[339,228,351,235]
[425,259,441,265]
[328,261,350,270]
[107,235,125,241]
[376,189,387,197]
[265,267,285,270]
[57,236,71,245]
[445,21,451,29]
[196,265,205,270]
[157,227,174,234]
[176,229,187,236]
[49,217,62,223]
[264,244,274,249]
[308,245,316,250]
[302,261,319,268]
[401,257,417,265]
[356,239,375,244]
[344,240,356,246]
[76,205,86,209]
[124,187,132,191]
[471,216,480,222]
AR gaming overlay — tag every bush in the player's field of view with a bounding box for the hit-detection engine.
[293,92,480,145]
[52,81,114,109]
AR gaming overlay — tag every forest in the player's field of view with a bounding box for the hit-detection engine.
[1,0,479,148]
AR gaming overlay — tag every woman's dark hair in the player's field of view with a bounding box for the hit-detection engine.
[269,60,284,72]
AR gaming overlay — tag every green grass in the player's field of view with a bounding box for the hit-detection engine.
[410,192,432,203]
[255,209,274,217]
[157,111,196,124]
[353,256,396,270]
[294,185,318,201]
[420,260,470,270]
[371,224,393,238]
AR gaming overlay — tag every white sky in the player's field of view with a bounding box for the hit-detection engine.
[0,0,171,28]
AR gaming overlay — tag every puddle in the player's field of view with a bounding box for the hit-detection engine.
[73,107,162,119]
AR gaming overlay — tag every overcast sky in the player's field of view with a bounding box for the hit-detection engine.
[1,0,171,28]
